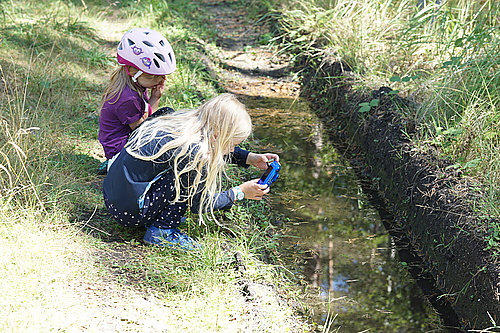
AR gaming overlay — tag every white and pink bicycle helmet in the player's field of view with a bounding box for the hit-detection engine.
[117,28,176,77]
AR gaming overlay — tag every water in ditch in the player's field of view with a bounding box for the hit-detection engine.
[243,95,442,332]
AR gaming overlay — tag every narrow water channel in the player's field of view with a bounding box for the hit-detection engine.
[243,95,442,332]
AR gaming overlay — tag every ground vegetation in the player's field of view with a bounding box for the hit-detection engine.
[3,0,500,331]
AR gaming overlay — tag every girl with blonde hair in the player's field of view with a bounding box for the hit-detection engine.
[103,93,279,249]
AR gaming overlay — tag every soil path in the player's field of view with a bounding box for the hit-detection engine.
[201,0,299,99]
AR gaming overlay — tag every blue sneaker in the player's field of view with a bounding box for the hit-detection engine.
[144,226,201,250]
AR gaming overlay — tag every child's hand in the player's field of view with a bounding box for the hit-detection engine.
[239,179,270,200]
[150,80,165,99]
[246,152,280,170]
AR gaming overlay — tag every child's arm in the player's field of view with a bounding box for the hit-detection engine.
[128,112,148,130]
[246,152,280,170]
[237,179,270,200]
[128,79,165,129]
[229,148,280,170]
[190,179,269,214]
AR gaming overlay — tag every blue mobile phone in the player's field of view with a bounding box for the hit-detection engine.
[257,161,281,186]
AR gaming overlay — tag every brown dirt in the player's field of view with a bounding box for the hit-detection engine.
[201,0,299,100]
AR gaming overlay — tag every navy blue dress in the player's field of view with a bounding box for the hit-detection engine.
[103,133,250,229]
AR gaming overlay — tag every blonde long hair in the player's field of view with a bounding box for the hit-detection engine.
[126,93,252,216]
[100,66,143,107]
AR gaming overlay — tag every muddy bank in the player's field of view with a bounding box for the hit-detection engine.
[297,56,500,330]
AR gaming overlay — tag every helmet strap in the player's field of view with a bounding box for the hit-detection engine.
[132,70,143,83]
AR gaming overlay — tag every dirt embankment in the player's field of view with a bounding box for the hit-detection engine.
[298,57,500,330]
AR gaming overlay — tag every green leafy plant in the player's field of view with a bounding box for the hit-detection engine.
[358,98,379,113]
[485,223,500,252]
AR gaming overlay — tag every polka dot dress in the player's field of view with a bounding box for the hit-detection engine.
[104,174,187,229]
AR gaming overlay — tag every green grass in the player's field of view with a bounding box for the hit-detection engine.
[0,204,93,332]
[0,0,312,331]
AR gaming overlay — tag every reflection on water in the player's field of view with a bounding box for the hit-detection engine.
[243,95,441,332]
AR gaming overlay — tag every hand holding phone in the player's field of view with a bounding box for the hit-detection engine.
[257,161,281,187]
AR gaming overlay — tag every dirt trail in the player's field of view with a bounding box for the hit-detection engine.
[201,0,299,99]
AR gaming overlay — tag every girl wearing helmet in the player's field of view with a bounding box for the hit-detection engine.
[98,28,176,174]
